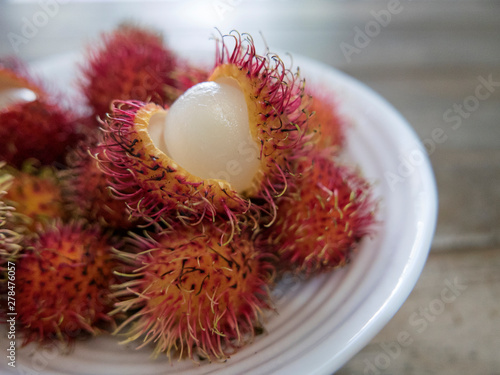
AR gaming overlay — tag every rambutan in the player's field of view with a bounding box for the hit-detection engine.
[97,100,253,236]
[1,163,66,232]
[62,136,135,230]
[79,24,178,118]
[0,64,81,168]
[203,31,311,200]
[264,150,375,275]
[16,221,117,344]
[307,88,346,151]
[96,31,311,237]
[111,224,274,361]
[0,100,80,168]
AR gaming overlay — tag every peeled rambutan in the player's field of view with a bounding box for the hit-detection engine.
[111,224,274,361]
[1,163,66,232]
[97,100,253,236]
[96,31,311,237]
[193,30,311,201]
[16,221,117,344]
[0,64,81,168]
[79,24,178,118]
[264,150,375,275]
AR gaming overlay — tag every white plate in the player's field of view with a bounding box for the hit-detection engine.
[0,49,437,375]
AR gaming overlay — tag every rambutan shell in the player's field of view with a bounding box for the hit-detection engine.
[15,221,118,345]
[96,31,315,237]
[112,223,274,361]
[208,31,313,204]
[264,149,375,275]
[306,88,346,151]
[0,63,82,168]
[97,100,251,236]
[79,24,178,118]
[62,135,136,230]
[0,99,82,168]
[1,163,67,232]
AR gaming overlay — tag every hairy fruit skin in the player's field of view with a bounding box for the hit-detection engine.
[79,24,177,118]
[98,100,251,235]
[16,222,117,345]
[97,31,313,237]
[265,150,375,275]
[1,62,83,168]
[209,32,312,210]
[307,88,346,151]
[2,164,66,232]
[0,95,81,169]
[112,224,274,361]
[62,137,135,230]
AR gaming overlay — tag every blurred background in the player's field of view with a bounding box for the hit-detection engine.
[1,0,499,374]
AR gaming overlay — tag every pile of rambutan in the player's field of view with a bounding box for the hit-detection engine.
[0,25,376,364]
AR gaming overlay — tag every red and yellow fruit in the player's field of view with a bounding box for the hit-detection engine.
[97,100,253,234]
[79,24,178,118]
[307,88,346,151]
[0,62,81,168]
[112,224,274,361]
[0,26,377,363]
[62,136,135,230]
[264,150,375,274]
[96,32,312,237]
[16,221,117,344]
[1,163,66,232]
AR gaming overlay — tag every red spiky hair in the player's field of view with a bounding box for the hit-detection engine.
[111,223,274,361]
[209,31,312,217]
[306,87,346,151]
[0,63,81,168]
[62,135,136,230]
[95,31,312,241]
[2,163,67,232]
[16,221,118,345]
[265,149,375,275]
[97,101,253,242]
[79,24,178,118]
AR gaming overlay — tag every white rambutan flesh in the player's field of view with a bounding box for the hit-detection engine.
[159,78,260,194]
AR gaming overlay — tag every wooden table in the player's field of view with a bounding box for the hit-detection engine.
[1,1,499,374]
